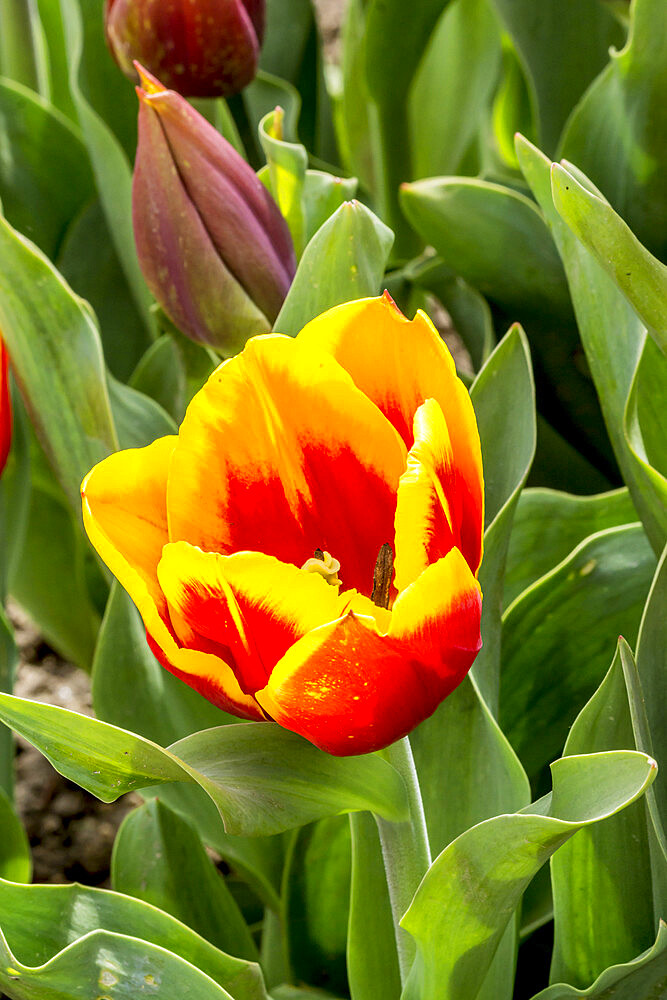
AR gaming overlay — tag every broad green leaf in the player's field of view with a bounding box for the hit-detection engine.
[412,675,529,856]
[129,335,188,424]
[409,0,501,179]
[169,725,409,835]
[470,324,536,713]
[283,817,350,995]
[0,0,49,95]
[400,177,571,320]
[0,77,94,258]
[274,201,393,337]
[504,487,637,607]
[500,524,656,781]
[112,799,258,962]
[302,170,358,244]
[334,0,379,195]
[0,877,266,999]
[260,0,313,84]
[624,335,667,543]
[10,478,101,669]
[60,0,155,339]
[0,213,117,509]
[550,644,655,987]
[559,0,667,262]
[489,0,623,155]
[0,786,30,882]
[532,922,667,999]
[348,811,400,1000]
[0,388,31,599]
[92,584,282,909]
[58,198,152,380]
[0,694,409,835]
[490,39,534,172]
[259,107,308,257]
[401,751,657,1000]
[107,374,176,450]
[551,163,667,355]
[0,608,17,795]
[516,135,666,553]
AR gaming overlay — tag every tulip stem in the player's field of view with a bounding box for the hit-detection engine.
[374,736,431,985]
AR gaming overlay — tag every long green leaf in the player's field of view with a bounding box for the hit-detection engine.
[469,324,536,713]
[550,643,655,987]
[501,524,656,781]
[0,694,409,835]
[400,751,657,1000]
[0,213,117,509]
[0,784,29,882]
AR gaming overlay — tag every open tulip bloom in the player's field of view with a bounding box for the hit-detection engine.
[82,295,483,755]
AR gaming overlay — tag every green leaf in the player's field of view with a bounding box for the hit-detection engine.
[500,524,656,782]
[347,811,400,1000]
[334,0,379,195]
[60,0,155,340]
[0,213,117,509]
[283,817,350,995]
[92,584,283,909]
[489,0,623,155]
[550,644,655,987]
[516,134,666,553]
[0,389,31,600]
[0,878,268,1000]
[274,201,394,337]
[9,477,101,669]
[0,0,49,95]
[112,798,258,962]
[412,675,529,857]
[531,922,667,999]
[259,107,308,257]
[559,0,667,262]
[400,177,571,320]
[469,324,536,713]
[0,786,30,883]
[409,0,501,179]
[0,694,409,835]
[57,198,152,380]
[128,335,188,424]
[35,0,77,120]
[400,750,657,1000]
[504,487,637,607]
[107,374,177,450]
[552,163,667,355]
[0,77,94,258]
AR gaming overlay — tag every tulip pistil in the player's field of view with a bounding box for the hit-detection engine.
[371,543,394,609]
[301,549,341,587]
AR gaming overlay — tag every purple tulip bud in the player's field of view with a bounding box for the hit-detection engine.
[132,65,296,351]
[105,0,264,98]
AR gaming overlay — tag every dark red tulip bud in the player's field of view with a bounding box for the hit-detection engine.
[132,66,296,351]
[104,0,264,98]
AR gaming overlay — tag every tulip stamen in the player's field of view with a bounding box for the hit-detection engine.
[371,543,394,609]
[301,549,341,587]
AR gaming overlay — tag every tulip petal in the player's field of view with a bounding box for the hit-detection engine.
[298,295,484,573]
[167,336,407,597]
[256,548,482,755]
[156,542,346,695]
[394,398,480,590]
[82,437,261,720]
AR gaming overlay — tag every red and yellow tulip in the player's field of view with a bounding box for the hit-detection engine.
[0,338,11,477]
[82,296,484,755]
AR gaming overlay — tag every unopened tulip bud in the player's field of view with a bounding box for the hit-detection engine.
[104,0,264,98]
[133,66,296,352]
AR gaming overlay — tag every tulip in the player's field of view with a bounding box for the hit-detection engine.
[82,295,484,755]
[104,0,264,98]
[0,338,11,477]
[132,66,296,352]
